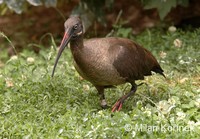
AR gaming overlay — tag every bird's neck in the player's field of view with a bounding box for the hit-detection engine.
[70,36,84,50]
[70,36,85,65]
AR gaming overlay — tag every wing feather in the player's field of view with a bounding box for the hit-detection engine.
[108,38,164,81]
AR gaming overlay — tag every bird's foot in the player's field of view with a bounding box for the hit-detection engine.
[111,99,124,112]
[101,104,109,109]
[101,99,109,109]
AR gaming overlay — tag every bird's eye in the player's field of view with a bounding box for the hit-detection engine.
[74,24,78,30]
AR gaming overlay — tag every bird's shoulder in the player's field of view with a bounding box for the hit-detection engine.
[107,38,146,80]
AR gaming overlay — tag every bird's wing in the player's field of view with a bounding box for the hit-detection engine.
[108,38,163,81]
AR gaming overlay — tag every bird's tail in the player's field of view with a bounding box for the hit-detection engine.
[153,67,166,78]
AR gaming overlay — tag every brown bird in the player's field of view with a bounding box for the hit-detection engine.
[52,17,165,112]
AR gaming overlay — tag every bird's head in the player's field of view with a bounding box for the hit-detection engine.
[64,17,83,40]
[51,16,83,77]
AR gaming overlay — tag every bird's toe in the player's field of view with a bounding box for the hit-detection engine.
[111,100,123,112]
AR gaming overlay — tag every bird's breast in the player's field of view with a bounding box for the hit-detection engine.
[71,45,126,86]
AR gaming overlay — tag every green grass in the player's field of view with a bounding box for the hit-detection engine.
[0,28,200,138]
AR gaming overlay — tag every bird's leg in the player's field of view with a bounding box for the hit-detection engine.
[95,86,108,109]
[112,83,137,112]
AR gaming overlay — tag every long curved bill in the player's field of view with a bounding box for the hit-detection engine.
[51,30,72,77]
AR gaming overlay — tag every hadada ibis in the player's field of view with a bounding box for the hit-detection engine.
[52,16,165,112]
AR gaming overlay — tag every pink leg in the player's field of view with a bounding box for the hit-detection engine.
[112,83,137,112]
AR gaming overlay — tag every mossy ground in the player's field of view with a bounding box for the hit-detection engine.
[0,28,199,138]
